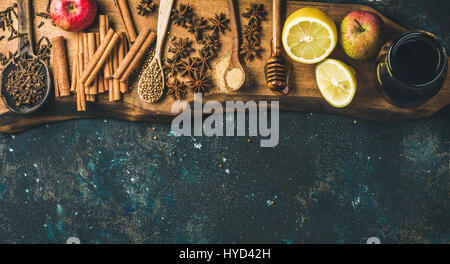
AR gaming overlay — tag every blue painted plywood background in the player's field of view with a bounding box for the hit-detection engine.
[0,0,449,244]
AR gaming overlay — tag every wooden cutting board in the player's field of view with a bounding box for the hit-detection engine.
[0,0,449,133]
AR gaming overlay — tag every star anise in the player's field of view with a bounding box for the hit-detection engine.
[177,57,199,77]
[195,51,213,71]
[199,34,220,56]
[171,3,194,27]
[242,4,267,23]
[168,37,194,61]
[186,15,208,41]
[242,24,261,44]
[208,12,230,35]
[163,57,178,78]
[166,78,187,100]
[186,69,213,94]
[136,0,157,16]
[240,40,261,61]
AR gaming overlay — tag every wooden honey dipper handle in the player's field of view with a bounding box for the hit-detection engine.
[266,0,289,93]
[273,0,281,52]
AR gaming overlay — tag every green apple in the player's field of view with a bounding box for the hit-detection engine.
[340,10,384,60]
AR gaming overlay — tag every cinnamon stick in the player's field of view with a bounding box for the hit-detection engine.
[77,53,86,111]
[99,15,111,90]
[70,58,78,93]
[118,32,128,93]
[77,33,86,111]
[113,27,151,80]
[83,33,89,94]
[109,79,114,101]
[114,0,137,42]
[51,36,71,97]
[87,33,98,95]
[119,35,130,93]
[93,32,105,94]
[112,44,121,101]
[87,94,95,102]
[71,33,81,93]
[81,29,119,86]
[120,31,156,82]
[51,55,60,97]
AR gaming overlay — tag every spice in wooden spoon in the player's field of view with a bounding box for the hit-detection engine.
[225,0,246,91]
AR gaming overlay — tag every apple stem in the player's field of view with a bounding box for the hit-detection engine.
[354,19,365,33]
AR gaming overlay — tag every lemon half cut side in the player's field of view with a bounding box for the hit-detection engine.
[282,7,338,64]
[315,59,357,108]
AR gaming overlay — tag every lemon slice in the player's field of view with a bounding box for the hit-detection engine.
[315,59,357,108]
[282,8,337,64]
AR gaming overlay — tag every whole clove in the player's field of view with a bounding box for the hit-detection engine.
[35,36,52,65]
[35,12,51,19]
[46,0,51,13]
[5,54,46,106]
[0,52,8,65]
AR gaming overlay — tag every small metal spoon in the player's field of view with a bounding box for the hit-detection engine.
[138,0,174,103]
[225,0,246,91]
[0,0,51,114]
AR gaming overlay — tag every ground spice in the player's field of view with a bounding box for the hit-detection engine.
[225,68,244,90]
[212,54,230,92]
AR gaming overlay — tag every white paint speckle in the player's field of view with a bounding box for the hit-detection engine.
[352,197,361,209]
[194,142,202,149]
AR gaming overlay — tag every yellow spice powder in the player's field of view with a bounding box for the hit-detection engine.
[225,68,244,90]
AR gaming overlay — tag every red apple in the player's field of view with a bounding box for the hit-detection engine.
[50,0,98,32]
[340,10,384,60]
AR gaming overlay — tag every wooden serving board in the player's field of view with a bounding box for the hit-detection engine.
[0,0,449,133]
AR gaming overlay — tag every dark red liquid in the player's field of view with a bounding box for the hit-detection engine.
[392,37,441,85]
[377,31,447,108]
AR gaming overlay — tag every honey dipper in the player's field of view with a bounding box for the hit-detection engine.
[265,0,289,94]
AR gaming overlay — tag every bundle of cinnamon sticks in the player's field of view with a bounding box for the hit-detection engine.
[72,15,130,111]
[67,12,156,112]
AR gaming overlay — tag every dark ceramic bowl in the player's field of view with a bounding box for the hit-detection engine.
[0,53,51,114]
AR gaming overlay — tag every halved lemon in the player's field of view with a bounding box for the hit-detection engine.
[315,59,357,108]
[282,7,337,64]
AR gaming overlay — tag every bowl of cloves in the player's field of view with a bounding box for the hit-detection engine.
[0,53,51,114]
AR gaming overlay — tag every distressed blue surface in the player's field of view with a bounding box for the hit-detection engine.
[0,0,449,244]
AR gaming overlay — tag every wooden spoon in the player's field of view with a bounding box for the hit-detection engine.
[225,0,246,91]
[138,0,174,103]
